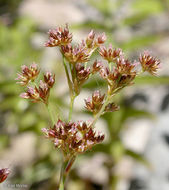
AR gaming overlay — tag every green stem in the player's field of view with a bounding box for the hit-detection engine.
[59,155,76,190]
[68,95,76,121]
[46,103,55,125]
[63,55,73,96]
[59,160,68,190]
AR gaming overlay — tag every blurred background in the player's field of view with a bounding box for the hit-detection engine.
[0,0,169,189]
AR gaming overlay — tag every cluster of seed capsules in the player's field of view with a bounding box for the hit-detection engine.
[16,24,160,159]
[42,120,104,157]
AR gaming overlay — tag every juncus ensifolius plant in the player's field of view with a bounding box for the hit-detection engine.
[16,24,160,190]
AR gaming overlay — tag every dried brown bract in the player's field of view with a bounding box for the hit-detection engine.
[0,168,10,183]
[16,63,39,86]
[45,24,72,47]
[42,119,104,156]
[139,51,160,75]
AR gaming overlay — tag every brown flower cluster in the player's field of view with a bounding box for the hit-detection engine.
[100,58,136,95]
[85,90,105,115]
[85,30,106,50]
[17,65,55,104]
[45,24,72,47]
[85,90,119,115]
[46,25,106,65]
[45,25,107,96]
[139,51,160,75]
[42,119,104,156]
[0,168,10,183]
[99,45,123,63]
[61,43,90,64]
[16,63,40,86]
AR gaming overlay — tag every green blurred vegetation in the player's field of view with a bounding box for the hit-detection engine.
[0,0,169,190]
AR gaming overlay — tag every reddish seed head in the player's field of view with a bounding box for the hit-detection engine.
[61,43,90,64]
[42,119,104,155]
[45,24,72,47]
[99,45,123,63]
[139,51,160,75]
[85,91,105,115]
[0,168,10,183]
[16,63,40,86]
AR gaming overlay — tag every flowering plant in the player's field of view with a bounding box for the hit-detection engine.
[16,24,160,190]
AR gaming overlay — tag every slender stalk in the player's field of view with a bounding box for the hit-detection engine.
[46,103,55,125]
[59,159,68,190]
[59,155,76,190]
[62,55,73,96]
[68,95,76,121]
